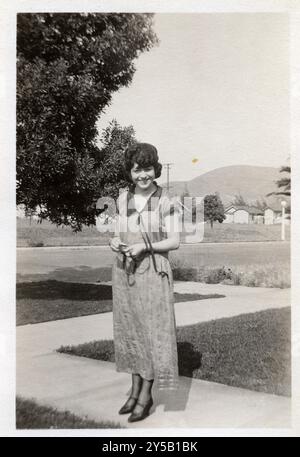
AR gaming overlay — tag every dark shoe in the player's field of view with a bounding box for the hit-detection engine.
[118,396,138,415]
[128,397,154,423]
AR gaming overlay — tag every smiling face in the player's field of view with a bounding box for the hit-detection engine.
[130,162,156,191]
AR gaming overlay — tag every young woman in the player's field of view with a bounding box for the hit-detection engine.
[109,143,181,423]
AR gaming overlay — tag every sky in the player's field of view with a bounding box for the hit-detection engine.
[97,13,289,183]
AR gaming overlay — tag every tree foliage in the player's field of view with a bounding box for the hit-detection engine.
[204,194,225,228]
[94,119,136,201]
[267,166,291,198]
[231,193,248,207]
[266,165,291,214]
[275,166,291,197]
[254,198,268,211]
[17,13,158,230]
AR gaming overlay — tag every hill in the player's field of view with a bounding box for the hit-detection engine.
[164,165,285,207]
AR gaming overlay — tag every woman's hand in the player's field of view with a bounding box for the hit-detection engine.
[122,243,146,259]
[109,237,127,253]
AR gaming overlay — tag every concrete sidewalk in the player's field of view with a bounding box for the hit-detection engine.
[17,353,290,429]
[17,282,291,429]
[17,283,290,358]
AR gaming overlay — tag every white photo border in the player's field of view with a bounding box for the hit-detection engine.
[1,0,299,437]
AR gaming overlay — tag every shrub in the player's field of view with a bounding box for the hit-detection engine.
[27,239,44,247]
[172,267,199,281]
[204,266,233,284]
[170,254,290,289]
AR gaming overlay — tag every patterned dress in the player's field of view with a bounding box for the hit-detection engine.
[112,182,180,390]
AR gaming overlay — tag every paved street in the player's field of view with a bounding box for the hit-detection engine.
[17,241,290,283]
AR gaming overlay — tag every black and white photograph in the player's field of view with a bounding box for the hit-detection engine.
[1,0,300,438]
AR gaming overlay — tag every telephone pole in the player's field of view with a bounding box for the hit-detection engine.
[163,163,174,192]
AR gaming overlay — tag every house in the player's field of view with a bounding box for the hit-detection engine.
[16,204,44,220]
[224,205,264,224]
[264,203,288,225]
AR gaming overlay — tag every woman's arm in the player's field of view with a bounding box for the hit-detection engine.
[149,236,179,253]
[124,233,179,259]
[124,213,180,258]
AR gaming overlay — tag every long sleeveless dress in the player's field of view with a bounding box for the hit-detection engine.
[112,182,180,390]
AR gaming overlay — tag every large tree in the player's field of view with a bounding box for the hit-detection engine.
[17,13,158,230]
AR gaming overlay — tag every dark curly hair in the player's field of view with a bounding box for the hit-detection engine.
[124,142,162,183]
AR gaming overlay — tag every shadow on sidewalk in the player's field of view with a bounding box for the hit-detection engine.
[17,279,225,302]
[150,342,202,413]
[17,279,113,300]
[17,279,225,326]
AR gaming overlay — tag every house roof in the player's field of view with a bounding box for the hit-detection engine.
[225,205,264,215]
[264,204,283,212]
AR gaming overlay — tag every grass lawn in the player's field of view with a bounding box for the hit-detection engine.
[58,307,291,397]
[17,217,111,247]
[17,279,224,326]
[201,222,290,243]
[17,217,290,247]
[16,397,125,429]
